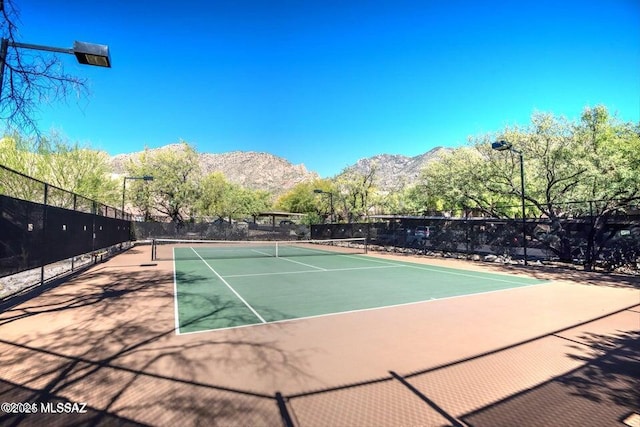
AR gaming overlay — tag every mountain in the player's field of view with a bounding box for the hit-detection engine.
[341,147,448,191]
[109,144,447,194]
[110,144,318,194]
[198,151,318,191]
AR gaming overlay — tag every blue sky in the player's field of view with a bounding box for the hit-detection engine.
[10,0,640,177]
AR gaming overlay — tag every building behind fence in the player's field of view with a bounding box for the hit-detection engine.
[0,164,131,295]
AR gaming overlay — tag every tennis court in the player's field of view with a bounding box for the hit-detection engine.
[1,243,638,426]
[154,238,548,334]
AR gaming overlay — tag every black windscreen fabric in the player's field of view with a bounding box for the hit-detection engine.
[1,164,133,280]
[43,206,94,265]
[0,195,44,277]
[1,194,132,278]
[94,215,131,250]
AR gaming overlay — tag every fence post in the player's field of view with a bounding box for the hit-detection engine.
[589,200,595,266]
[92,200,97,255]
[41,183,48,286]
[465,208,469,258]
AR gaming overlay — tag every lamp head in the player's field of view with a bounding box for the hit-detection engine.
[491,140,513,151]
[73,41,111,67]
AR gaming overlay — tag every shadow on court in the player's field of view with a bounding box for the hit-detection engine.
[458,261,640,290]
[0,265,313,426]
[1,246,638,426]
[279,310,639,427]
[367,249,640,290]
[458,330,639,426]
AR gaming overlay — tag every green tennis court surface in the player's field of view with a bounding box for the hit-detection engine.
[172,243,547,334]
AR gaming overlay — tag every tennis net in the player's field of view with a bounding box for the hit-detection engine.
[151,237,368,261]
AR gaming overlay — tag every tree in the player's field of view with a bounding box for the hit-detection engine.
[375,181,447,216]
[570,106,640,267]
[0,131,118,208]
[234,188,271,220]
[334,162,378,222]
[419,106,640,268]
[125,142,200,223]
[196,172,272,221]
[35,132,119,207]
[275,179,333,222]
[416,148,497,217]
[0,0,91,133]
[0,132,42,201]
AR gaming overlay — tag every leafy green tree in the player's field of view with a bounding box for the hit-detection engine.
[404,183,447,215]
[275,179,334,221]
[196,172,272,221]
[126,142,200,223]
[334,162,378,222]
[374,183,445,216]
[233,188,272,220]
[0,133,43,201]
[36,132,119,207]
[0,131,118,208]
[419,106,640,267]
[413,148,488,220]
[569,106,640,266]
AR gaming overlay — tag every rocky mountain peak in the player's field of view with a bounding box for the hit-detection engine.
[346,147,448,191]
[109,145,318,194]
[108,143,447,194]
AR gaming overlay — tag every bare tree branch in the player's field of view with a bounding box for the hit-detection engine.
[1,0,90,134]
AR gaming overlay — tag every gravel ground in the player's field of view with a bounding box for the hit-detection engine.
[0,256,95,299]
[0,243,133,300]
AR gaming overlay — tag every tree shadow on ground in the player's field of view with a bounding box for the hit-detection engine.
[367,250,640,289]
[278,307,639,427]
[0,265,316,426]
[468,261,640,290]
[458,330,639,427]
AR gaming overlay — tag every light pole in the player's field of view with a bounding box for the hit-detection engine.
[491,140,528,266]
[122,176,154,217]
[313,189,334,223]
[0,39,111,99]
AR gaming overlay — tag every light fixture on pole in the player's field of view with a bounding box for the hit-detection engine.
[122,176,154,217]
[0,38,111,99]
[313,189,334,223]
[491,140,528,266]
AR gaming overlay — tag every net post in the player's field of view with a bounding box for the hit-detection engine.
[151,239,156,261]
[275,241,279,258]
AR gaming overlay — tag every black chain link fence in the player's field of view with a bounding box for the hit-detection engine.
[133,220,310,242]
[311,205,640,271]
[1,164,132,297]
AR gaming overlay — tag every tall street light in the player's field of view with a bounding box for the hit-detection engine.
[491,140,528,266]
[313,189,334,223]
[122,176,154,217]
[0,39,111,98]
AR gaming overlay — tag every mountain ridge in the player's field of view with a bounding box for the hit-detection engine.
[340,147,448,191]
[109,144,447,194]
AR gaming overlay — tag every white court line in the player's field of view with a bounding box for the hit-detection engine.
[173,249,182,335]
[176,280,551,336]
[340,254,542,286]
[190,247,267,324]
[252,248,327,271]
[223,264,404,278]
[276,256,327,271]
[251,249,275,257]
